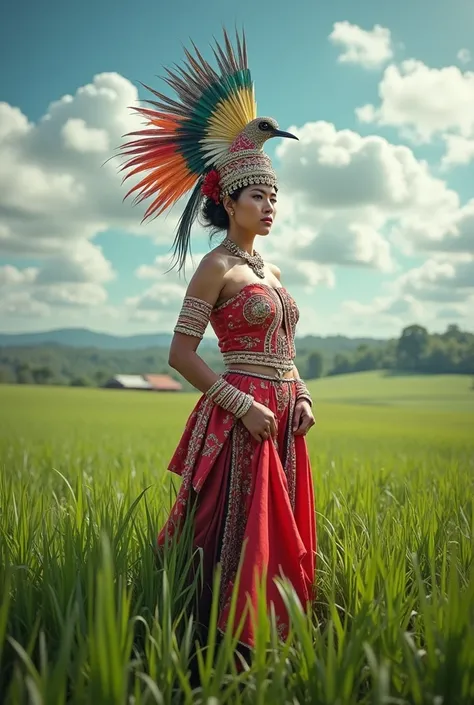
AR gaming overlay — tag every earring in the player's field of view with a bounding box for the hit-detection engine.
[230,210,234,216]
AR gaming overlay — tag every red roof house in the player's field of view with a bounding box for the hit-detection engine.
[144,374,182,392]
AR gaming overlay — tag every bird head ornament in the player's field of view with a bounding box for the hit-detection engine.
[118,29,298,269]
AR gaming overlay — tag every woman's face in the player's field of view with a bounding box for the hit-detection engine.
[228,185,278,236]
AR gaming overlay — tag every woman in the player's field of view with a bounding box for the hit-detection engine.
[119,29,316,648]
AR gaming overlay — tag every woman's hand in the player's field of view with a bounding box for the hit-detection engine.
[241,400,278,442]
[292,399,315,436]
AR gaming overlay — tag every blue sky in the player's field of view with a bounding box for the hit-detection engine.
[1,0,473,338]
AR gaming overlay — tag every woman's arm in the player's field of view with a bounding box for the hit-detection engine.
[168,255,227,394]
[292,369,315,435]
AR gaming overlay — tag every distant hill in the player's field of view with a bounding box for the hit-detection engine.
[0,327,388,352]
[0,328,178,350]
[0,328,391,389]
[1,324,472,388]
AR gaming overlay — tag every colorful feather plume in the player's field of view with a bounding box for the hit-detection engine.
[119,29,256,223]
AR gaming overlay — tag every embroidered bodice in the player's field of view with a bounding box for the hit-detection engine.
[210,283,299,374]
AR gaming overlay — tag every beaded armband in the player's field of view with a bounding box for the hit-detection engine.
[295,379,313,407]
[174,296,213,339]
[206,377,254,419]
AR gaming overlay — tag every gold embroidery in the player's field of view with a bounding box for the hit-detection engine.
[211,284,301,375]
[217,376,299,611]
[202,433,221,457]
[243,295,272,325]
[180,398,217,489]
[235,335,261,350]
[174,296,213,339]
[284,398,297,509]
[223,351,295,372]
[275,382,291,414]
[264,287,282,356]
[219,421,253,610]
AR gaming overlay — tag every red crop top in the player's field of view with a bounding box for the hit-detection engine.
[209,283,299,374]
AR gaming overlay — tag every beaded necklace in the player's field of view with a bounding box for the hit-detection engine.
[222,237,265,279]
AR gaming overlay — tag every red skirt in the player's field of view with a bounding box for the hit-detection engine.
[157,371,316,648]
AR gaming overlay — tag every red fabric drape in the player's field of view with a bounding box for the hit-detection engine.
[158,372,316,648]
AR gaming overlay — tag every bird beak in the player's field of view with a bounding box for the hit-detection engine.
[273,129,299,140]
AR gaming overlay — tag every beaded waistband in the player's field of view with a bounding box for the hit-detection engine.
[222,351,295,373]
[224,369,297,382]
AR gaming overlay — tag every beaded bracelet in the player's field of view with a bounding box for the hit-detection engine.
[174,296,213,339]
[295,379,313,407]
[206,377,254,418]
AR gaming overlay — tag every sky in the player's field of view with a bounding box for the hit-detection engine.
[1,0,473,339]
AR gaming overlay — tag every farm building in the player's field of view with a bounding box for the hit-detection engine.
[103,374,182,392]
[144,374,182,391]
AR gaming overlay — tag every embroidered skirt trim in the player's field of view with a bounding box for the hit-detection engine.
[157,371,317,648]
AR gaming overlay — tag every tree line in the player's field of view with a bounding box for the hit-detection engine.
[0,323,472,388]
[326,324,474,377]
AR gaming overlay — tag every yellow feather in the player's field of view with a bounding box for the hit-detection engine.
[205,88,256,142]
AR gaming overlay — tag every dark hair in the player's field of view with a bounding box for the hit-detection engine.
[168,185,244,275]
[199,187,245,234]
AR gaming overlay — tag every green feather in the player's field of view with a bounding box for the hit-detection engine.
[176,69,251,173]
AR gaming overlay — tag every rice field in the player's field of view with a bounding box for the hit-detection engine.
[1,374,473,704]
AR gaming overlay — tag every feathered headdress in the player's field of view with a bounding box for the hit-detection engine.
[118,28,297,270]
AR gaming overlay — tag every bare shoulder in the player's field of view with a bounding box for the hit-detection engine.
[184,250,228,306]
[266,262,282,282]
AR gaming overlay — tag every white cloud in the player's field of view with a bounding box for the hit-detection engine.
[271,120,474,332]
[276,121,455,213]
[34,282,108,307]
[35,241,115,285]
[0,103,29,141]
[0,265,38,287]
[329,22,393,69]
[395,255,474,303]
[61,118,110,153]
[1,67,473,337]
[355,104,377,124]
[437,305,471,320]
[296,219,394,273]
[0,291,50,319]
[0,286,121,331]
[135,252,206,283]
[457,48,472,65]
[342,254,474,335]
[125,281,191,329]
[126,282,186,312]
[270,256,335,290]
[341,272,474,334]
[0,72,172,261]
[330,292,425,338]
[0,243,113,319]
[0,72,186,328]
[393,199,474,255]
[272,121,463,277]
[441,134,474,167]
[357,60,474,142]
[343,293,424,319]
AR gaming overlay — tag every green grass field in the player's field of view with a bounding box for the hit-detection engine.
[313,370,474,409]
[0,373,473,703]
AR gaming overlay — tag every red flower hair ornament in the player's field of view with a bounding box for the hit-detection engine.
[201,169,221,204]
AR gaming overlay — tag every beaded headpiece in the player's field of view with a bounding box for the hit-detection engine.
[118,29,297,269]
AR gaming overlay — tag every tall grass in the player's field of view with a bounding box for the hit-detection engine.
[0,385,473,703]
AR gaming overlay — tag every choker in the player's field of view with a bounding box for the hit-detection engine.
[222,237,265,279]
